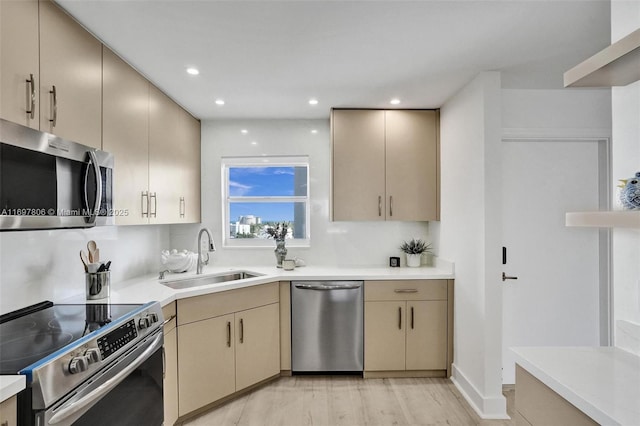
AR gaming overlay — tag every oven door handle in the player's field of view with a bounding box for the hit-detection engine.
[48,333,163,425]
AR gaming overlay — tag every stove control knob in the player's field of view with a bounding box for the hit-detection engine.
[138,316,151,329]
[149,313,159,323]
[69,356,90,374]
[85,348,102,364]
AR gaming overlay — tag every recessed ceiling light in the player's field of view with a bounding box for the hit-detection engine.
[311,129,318,134]
[215,99,225,106]
[241,129,248,134]
[186,67,199,75]
[251,141,258,145]
[390,98,401,105]
[308,99,318,105]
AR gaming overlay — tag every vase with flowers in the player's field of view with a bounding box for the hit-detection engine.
[399,238,432,267]
[267,222,289,267]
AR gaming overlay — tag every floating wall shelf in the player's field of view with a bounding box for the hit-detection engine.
[566,211,640,228]
[564,28,640,87]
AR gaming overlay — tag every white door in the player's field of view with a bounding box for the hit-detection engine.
[501,139,603,384]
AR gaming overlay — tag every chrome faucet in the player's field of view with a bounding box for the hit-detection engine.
[197,228,216,274]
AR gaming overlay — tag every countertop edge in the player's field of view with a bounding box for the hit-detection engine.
[511,347,640,426]
[0,375,25,402]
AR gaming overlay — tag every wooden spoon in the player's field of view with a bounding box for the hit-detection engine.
[80,250,89,273]
[87,240,97,263]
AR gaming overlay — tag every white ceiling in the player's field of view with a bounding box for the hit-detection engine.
[56,0,611,120]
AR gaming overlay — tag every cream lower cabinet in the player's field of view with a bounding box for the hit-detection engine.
[0,395,17,426]
[364,280,452,377]
[162,303,179,426]
[176,283,280,419]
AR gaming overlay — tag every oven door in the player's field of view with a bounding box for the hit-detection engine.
[41,331,163,426]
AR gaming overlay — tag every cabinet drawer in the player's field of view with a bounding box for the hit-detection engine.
[162,302,177,333]
[365,280,447,301]
[177,282,279,325]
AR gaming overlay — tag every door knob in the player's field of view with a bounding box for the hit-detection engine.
[502,272,518,282]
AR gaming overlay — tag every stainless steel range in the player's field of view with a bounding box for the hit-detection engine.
[0,301,164,426]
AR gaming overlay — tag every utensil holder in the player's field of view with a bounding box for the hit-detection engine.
[86,271,110,300]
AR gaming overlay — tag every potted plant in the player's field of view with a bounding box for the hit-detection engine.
[399,238,432,267]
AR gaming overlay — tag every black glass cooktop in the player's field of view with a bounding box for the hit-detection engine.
[0,301,141,374]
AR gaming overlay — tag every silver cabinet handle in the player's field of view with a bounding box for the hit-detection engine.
[49,85,57,127]
[162,314,176,326]
[239,318,244,343]
[398,306,402,330]
[180,196,185,218]
[295,283,361,290]
[502,272,518,282]
[226,321,231,347]
[150,192,157,218]
[389,195,393,217]
[378,195,382,217]
[26,74,35,119]
[141,191,149,218]
[394,289,418,293]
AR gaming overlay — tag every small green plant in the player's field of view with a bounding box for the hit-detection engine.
[399,238,432,255]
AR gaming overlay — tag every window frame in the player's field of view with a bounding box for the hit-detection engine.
[221,156,311,248]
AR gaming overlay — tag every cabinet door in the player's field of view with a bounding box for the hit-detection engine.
[102,48,150,225]
[0,0,39,129]
[178,314,235,416]
[149,85,182,224]
[331,109,386,221]
[406,301,447,370]
[163,325,178,426]
[235,303,280,391]
[0,395,17,426]
[385,110,438,221]
[364,301,406,371]
[39,0,102,148]
[177,109,201,223]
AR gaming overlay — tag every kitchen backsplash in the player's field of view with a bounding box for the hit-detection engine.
[0,225,168,314]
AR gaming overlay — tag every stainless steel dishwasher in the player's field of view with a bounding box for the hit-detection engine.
[291,281,363,373]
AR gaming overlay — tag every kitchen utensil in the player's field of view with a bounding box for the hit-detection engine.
[97,263,107,273]
[93,248,100,263]
[87,241,98,263]
[79,251,89,273]
[104,261,112,271]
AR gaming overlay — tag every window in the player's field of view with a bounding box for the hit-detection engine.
[222,156,310,247]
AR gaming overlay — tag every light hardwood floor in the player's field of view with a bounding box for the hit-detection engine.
[181,377,515,426]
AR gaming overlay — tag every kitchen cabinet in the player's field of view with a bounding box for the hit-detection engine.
[39,0,102,149]
[149,86,201,224]
[331,109,439,222]
[176,283,280,418]
[279,281,292,372]
[162,303,178,426]
[0,0,40,129]
[102,47,150,225]
[515,365,598,425]
[364,280,453,377]
[0,395,17,426]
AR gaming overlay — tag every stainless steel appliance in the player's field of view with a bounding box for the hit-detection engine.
[0,118,114,231]
[0,301,164,426]
[291,281,363,373]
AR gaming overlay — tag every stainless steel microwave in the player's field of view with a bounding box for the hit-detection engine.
[0,119,114,231]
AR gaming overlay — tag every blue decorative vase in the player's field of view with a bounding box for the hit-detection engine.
[274,240,287,268]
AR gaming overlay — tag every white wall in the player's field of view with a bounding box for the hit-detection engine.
[611,0,640,355]
[170,119,433,267]
[436,71,506,419]
[0,226,169,314]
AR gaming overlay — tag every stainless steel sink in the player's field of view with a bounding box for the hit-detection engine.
[161,271,262,290]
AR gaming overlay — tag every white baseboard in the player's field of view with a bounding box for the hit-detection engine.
[451,363,510,420]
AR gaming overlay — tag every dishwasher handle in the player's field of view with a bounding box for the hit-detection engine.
[294,283,362,291]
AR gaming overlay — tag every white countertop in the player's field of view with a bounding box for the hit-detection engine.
[0,263,453,401]
[511,346,640,426]
[0,375,25,402]
[67,263,455,307]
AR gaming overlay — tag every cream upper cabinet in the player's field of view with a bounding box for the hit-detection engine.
[102,48,150,225]
[39,0,102,149]
[331,109,439,221]
[176,108,201,223]
[0,0,40,129]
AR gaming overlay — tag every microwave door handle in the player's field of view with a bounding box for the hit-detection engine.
[48,333,163,425]
[84,150,102,224]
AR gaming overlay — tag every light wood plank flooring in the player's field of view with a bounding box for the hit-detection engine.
[181,377,515,426]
